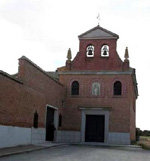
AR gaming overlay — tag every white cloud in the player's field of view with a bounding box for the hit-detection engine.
[0,0,41,25]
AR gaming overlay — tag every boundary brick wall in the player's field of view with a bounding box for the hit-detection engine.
[18,57,65,108]
[0,72,46,127]
[0,57,65,128]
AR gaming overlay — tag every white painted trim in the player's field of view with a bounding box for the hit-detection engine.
[108,132,130,145]
[46,104,58,110]
[45,104,59,141]
[0,125,47,148]
[0,125,31,148]
[31,128,45,144]
[45,105,58,128]
[56,130,80,143]
[79,107,111,111]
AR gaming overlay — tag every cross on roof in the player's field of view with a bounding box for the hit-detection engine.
[97,13,100,26]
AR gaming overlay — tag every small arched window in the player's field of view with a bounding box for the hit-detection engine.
[114,81,122,95]
[86,45,94,57]
[71,81,79,95]
[33,111,38,128]
[92,82,100,96]
[101,45,109,57]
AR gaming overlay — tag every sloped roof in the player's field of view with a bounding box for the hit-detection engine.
[0,70,23,84]
[78,25,119,39]
[46,71,59,81]
[19,56,63,86]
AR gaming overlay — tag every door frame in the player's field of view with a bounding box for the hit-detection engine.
[80,108,109,143]
[45,104,58,141]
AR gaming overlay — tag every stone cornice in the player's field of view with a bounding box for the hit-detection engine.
[58,71,133,75]
[78,107,112,111]
[79,37,118,40]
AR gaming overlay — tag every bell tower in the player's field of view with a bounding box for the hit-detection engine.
[66,25,127,71]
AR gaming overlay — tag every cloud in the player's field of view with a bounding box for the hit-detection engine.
[0,0,41,25]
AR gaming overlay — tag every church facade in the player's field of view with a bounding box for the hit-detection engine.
[0,25,138,148]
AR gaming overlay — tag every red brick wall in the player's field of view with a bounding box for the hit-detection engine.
[59,106,81,131]
[129,99,136,141]
[59,74,132,133]
[72,39,123,71]
[0,57,65,128]
[18,57,65,108]
[0,74,46,127]
[128,77,136,141]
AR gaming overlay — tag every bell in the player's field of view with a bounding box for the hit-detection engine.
[88,50,93,55]
[103,50,107,55]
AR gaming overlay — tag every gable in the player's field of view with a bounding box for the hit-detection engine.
[79,25,119,39]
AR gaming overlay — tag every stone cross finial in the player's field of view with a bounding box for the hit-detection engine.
[67,48,72,61]
[124,47,129,60]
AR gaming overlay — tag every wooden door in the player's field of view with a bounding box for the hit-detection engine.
[85,115,105,142]
[46,108,54,141]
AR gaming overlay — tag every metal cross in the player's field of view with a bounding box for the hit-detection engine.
[97,13,100,26]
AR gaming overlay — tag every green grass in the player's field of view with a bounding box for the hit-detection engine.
[140,136,150,141]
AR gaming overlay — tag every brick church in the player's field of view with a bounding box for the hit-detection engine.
[0,25,138,148]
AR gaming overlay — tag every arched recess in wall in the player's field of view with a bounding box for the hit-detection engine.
[71,81,79,95]
[86,44,94,57]
[101,45,109,57]
[33,111,38,128]
[113,81,122,95]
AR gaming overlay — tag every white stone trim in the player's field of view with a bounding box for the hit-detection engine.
[31,128,45,144]
[56,130,80,143]
[45,105,59,130]
[0,125,31,148]
[79,107,111,110]
[45,105,59,141]
[108,132,130,145]
[0,125,47,148]
[46,104,58,110]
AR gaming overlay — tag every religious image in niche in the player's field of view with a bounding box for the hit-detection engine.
[92,82,100,96]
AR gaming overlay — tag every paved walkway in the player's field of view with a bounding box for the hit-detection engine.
[0,142,142,158]
[0,145,149,161]
[0,142,67,158]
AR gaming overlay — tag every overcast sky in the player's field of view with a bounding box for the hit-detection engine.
[0,0,150,130]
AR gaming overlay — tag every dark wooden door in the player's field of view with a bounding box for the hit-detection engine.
[46,108,54,141]
[85,115,105,142]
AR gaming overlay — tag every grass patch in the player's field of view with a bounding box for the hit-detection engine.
[137,136,150,150]
[140,136,150,141]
